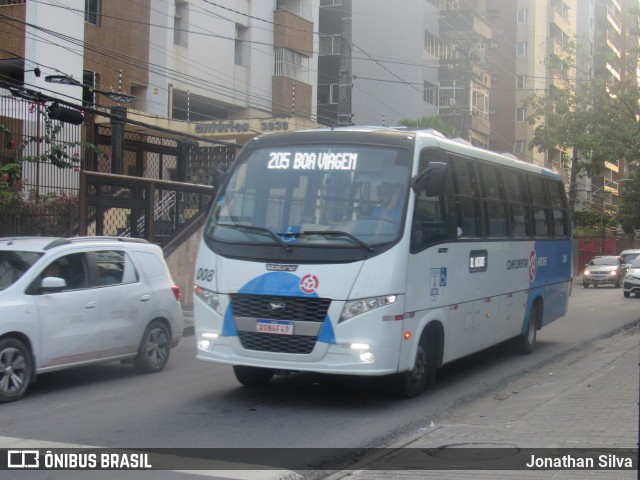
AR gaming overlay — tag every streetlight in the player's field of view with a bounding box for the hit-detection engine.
[44,75,134,103]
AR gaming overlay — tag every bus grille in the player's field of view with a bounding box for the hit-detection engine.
[238,331,317,354]
[231,294,331,354]
[230,294,330,322]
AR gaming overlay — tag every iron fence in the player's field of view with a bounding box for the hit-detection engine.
[79,171,214,246]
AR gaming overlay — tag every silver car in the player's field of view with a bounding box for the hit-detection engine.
[582,256,625,288]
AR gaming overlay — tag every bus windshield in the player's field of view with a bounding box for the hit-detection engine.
[206,144,412,249]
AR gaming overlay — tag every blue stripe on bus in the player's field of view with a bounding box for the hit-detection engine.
[222,272,336,344]
[522,239,571,334]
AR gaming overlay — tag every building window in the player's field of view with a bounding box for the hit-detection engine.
[516,75,526,89]
[318,84,338,104]
[425,31,452,59]
[424,81,437,105]
[516,107,526,122]
[472,90,488,120]
[276,0,302,16]
[235,25,249,66]
[274,47,307,79]
[438,80,464,115]
[513,140,525,154]
[85,0,100,25]
[320,0,342,6]
[517,9,527,23]
[516,42,527,57]
[319,35,341,55]
[174,1,188,47]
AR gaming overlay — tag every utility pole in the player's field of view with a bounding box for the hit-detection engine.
[337,0,352,126]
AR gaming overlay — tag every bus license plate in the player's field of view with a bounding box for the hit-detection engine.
[256,319,294,335]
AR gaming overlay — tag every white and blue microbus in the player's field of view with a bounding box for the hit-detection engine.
[193,128,572,397]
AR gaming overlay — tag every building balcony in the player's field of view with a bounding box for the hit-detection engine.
[272,76,312,119]
[549,6,571,37]
[440,10,491,41]
[273,9,313,58]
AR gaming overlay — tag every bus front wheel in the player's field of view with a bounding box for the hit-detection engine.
[391,337,436,399]
[233,366,274,387]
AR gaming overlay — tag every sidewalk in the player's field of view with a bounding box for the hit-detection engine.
[322,326,639,480]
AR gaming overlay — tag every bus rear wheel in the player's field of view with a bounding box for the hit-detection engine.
[391,338,436,399]
[512,303,539,355]
[233,366,274,387]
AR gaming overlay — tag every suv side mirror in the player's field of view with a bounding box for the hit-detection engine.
[39,276,67,293]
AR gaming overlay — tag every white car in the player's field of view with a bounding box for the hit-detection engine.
[0,236,184,402]
[623,256,640,298]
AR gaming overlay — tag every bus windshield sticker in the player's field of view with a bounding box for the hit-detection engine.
[469,250,488,272]
[267,152,358,171]
[439,267,447,286]
[430,268,440,300]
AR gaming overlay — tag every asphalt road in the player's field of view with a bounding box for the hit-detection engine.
[1,282,638,479]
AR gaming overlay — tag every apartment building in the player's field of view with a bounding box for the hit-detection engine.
[0,0,320,145]
[486,0,577,170]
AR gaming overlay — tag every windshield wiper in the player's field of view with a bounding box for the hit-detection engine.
[216,223,292,252]
[292,230,374,252]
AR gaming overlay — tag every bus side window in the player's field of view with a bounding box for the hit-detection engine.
[547,179,569,237]
[451,156,482,237]
[479,164,508,237]
[528,176,552,237]
[411,150,450,251]
[504,170,532,237]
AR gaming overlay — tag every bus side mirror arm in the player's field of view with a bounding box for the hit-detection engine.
[411,162,447,196]
[213,167,228,193]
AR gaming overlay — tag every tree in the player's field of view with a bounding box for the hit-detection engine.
[525,38,640,220]
[619,170,640,236]
[398,116,457,137]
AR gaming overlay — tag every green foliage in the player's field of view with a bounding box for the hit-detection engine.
[0,106,108,203]
[525,34,640,228]
[619,171,640,235]
[572,208,618,239]
[398,116,457,137]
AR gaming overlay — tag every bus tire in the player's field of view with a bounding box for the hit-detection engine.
[512,303,539,355]
[233,366,274,387]
[391,336,436,399]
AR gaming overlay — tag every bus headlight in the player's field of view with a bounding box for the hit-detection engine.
[339,295,397,322]
[194,286,221,313]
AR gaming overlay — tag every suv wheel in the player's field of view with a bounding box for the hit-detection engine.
[134,321,171,373]
[0,338,32,403]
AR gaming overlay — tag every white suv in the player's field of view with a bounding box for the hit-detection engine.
[0,236,184,402]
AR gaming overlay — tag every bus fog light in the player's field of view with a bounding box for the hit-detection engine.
[350,343,374,363]
[359,351,375,363]
[199,332,219,350]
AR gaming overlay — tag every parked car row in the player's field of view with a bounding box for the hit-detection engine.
[0,236,184,403]
[582,248,640,298]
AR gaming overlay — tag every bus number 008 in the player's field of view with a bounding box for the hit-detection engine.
[196,268,215,282]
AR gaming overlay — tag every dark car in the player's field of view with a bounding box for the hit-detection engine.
[583,255,626,288]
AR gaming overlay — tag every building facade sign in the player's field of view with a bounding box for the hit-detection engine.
[195,118,293,136]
